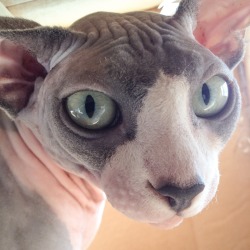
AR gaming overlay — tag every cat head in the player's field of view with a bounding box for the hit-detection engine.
[0,0,248,226]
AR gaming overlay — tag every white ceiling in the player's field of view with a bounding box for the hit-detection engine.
[1,0,33,7]
[1,0,163,26]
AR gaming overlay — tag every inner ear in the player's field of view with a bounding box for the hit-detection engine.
[193,0,250,69]
[0,38,46,118]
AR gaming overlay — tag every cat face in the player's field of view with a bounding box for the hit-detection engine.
[12,12,239,226]
[0,0,244,227]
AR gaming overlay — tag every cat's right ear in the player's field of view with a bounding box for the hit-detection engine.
[0,27,86,118]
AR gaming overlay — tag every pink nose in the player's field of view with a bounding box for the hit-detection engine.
[156,183,205,212]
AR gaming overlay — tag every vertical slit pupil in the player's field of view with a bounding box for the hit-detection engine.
[202,83,210,105]
[85,95,95,118]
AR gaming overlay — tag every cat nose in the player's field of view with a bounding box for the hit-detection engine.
[156,183,205,213]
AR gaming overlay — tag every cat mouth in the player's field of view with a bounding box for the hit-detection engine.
[150,215,183,229]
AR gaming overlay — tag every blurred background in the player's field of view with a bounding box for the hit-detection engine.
[0,1,249,249]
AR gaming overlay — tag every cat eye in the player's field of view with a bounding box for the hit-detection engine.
[192,76,229,118]
[66,90,118,129]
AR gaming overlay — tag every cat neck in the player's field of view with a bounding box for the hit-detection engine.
[0,112,106,250]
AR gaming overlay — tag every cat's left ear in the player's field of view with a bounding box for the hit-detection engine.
[172,0,250,69]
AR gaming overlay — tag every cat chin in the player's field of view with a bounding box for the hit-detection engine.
[150,215,184,229]
[103,173,219,227]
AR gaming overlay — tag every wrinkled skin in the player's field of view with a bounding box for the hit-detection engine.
[0,0,249,249]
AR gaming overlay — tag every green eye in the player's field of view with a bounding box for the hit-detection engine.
[66,90,117,129]
[192,76,229,118]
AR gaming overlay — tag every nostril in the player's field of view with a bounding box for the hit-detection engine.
[156,183,205,212]
[167,196,177,208]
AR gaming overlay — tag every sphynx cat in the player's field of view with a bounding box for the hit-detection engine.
[0,0,249,249]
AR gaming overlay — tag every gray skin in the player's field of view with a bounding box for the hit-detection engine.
[0,0,246,249]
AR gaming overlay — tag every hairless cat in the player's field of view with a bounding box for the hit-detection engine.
[0,0,249,249]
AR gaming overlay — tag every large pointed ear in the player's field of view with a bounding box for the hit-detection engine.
[0,27,86,119]
[167,0,250,69]
[193,0,250,69]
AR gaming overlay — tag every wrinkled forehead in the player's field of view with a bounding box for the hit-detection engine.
[68,12,227,83]
[54,11,229,98]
